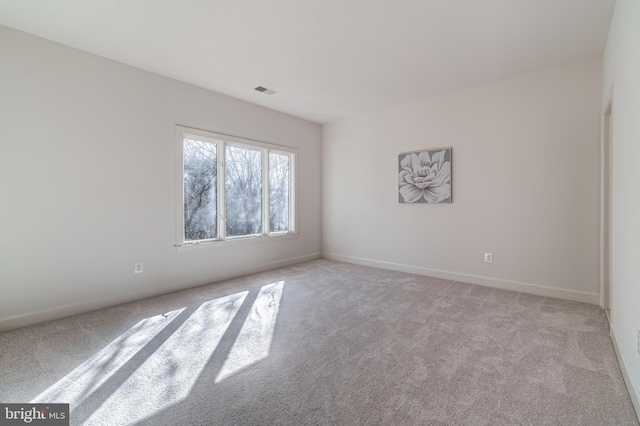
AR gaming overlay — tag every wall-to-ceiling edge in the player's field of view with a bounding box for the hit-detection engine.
[0,25,322,332]
[322,57,603,308]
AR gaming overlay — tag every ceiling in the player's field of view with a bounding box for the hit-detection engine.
[0,0,616,124]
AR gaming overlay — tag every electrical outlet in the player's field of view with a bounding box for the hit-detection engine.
[484,253,493,263]
[134,263,144,274]
[326,236,331,244]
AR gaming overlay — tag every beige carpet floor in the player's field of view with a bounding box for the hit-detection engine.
[0,259,638,425]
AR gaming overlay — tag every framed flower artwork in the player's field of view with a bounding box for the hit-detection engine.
[398,147,452,203]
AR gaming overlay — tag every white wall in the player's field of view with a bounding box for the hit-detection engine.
[0,26,322,330]
[602,0,640,414]
[323,57,602,303]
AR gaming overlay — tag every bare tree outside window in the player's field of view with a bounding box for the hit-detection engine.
[183,138,217,241]
[225,145,263,237]
[269,153,290,232]
[178,127,295,246]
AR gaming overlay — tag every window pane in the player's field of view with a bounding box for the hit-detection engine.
[225,145,263,237]
[183,138,217,241]
[269,153,290,232]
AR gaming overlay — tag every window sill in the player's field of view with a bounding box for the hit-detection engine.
[175,232,299,252]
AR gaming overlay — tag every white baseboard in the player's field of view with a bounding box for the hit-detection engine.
[323,252,599,305]
[0,252,322,332]
[610,326,640,422]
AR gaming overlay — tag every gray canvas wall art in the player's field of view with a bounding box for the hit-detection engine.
[398,147,452,203]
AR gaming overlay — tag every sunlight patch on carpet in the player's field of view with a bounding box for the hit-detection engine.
[215,281,284,383]
[82,291,247,425]
[30,308,186,406]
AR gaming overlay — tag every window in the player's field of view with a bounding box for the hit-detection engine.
[176,126,296,247]
[183,137,218,241]
[269,152,290,232]
[225,144,263,237]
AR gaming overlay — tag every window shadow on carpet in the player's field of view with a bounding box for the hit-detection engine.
[30,281,285,425]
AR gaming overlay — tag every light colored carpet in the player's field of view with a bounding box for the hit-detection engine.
[0,259,637,425]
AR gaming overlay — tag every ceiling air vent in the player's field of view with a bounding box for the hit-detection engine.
[254,86,277,95]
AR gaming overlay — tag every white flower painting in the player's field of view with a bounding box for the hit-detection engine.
[398,148,452,203]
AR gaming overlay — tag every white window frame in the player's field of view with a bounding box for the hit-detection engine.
[175,125,297,250]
